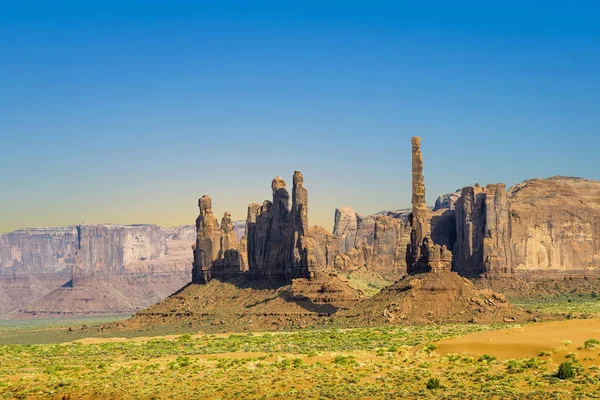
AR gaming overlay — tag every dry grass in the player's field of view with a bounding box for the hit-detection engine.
[1,321,600,399]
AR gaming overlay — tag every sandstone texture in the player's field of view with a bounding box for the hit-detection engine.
[245,172,317,281]
[407,137,431,274]
[0,224,192,277]
[508,177,600,276]
[0,224,195,317]
[433,189,462,211]
[194,171,322,283]
[331,208,411,280]
[406,137,453,274]
[453,177,600,278]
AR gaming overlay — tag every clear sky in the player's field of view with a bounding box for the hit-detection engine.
[1,1,599,233]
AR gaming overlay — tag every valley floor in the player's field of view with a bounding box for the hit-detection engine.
[1,317,600,399]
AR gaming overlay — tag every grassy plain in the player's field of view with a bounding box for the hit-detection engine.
[512,293,600,315]
[2,320,600,398]
[1,298,600,398]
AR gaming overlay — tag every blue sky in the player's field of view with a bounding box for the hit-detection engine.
[1,1,599,232]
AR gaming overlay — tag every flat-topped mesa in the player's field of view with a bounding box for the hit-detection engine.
[454,183,514,277]
[407,137,452,273]
[192,195,219,283]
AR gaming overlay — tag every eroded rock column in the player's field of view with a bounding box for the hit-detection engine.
[288,171,315,279]
[247,177,291,280]
[408,137,431,273]
[192,195,219,283]
[407,137,451,273]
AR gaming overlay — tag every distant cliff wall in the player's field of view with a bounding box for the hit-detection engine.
[0,224,195,277]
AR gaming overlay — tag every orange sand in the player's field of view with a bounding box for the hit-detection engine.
[436,319,600,363]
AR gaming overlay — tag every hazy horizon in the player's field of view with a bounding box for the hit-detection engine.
[2,2,599,233]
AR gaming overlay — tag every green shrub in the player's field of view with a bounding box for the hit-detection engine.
[178,334,192,342]
[333,355,355,366]
[426,377,441,390]
[423,344,437,354]
[478,354,496,363]
[557,362,575,380]
[292,358,303,368]
[584,339,600,349]
[176,356,191,367]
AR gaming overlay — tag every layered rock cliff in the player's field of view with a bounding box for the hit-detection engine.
[0,224,194,277]
[509,177,600,276]
[453,177,600,278]
[0,224,195,317]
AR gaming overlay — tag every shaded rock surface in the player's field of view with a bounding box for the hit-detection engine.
[122,274,363,332]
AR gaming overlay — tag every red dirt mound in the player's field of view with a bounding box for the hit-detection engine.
[336,271,537,325]
[120,274,363,332]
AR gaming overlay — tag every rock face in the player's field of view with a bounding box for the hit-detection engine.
[192,195,219,283]
[454,177,600,278]
[288,171,316,279]
[0,223,195,317]
[212,212,245,280]
[194,171,315,283]
[246,172,315,280]
[433,190,462,211]
[304,225,339,273]
[192,197,246,283]
[508,177,600,277]
[247,177,292,280]
[453,184,514,277]
[232,221,246,241]
[407,137,433,273]
[331,208,410,280]
[163,225,196,241]
[0,224,193,277]
[333,207,375,253]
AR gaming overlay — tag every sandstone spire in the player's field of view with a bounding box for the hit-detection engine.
[408,137,430,273]
[407,137,451,273]
[288,170,315,279]
[192,195,219,283]
[246,177,291,279]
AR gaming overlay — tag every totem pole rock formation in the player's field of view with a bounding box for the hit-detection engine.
[288,171,316,279]
[407,137,452,273]
[192,195,219,283]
